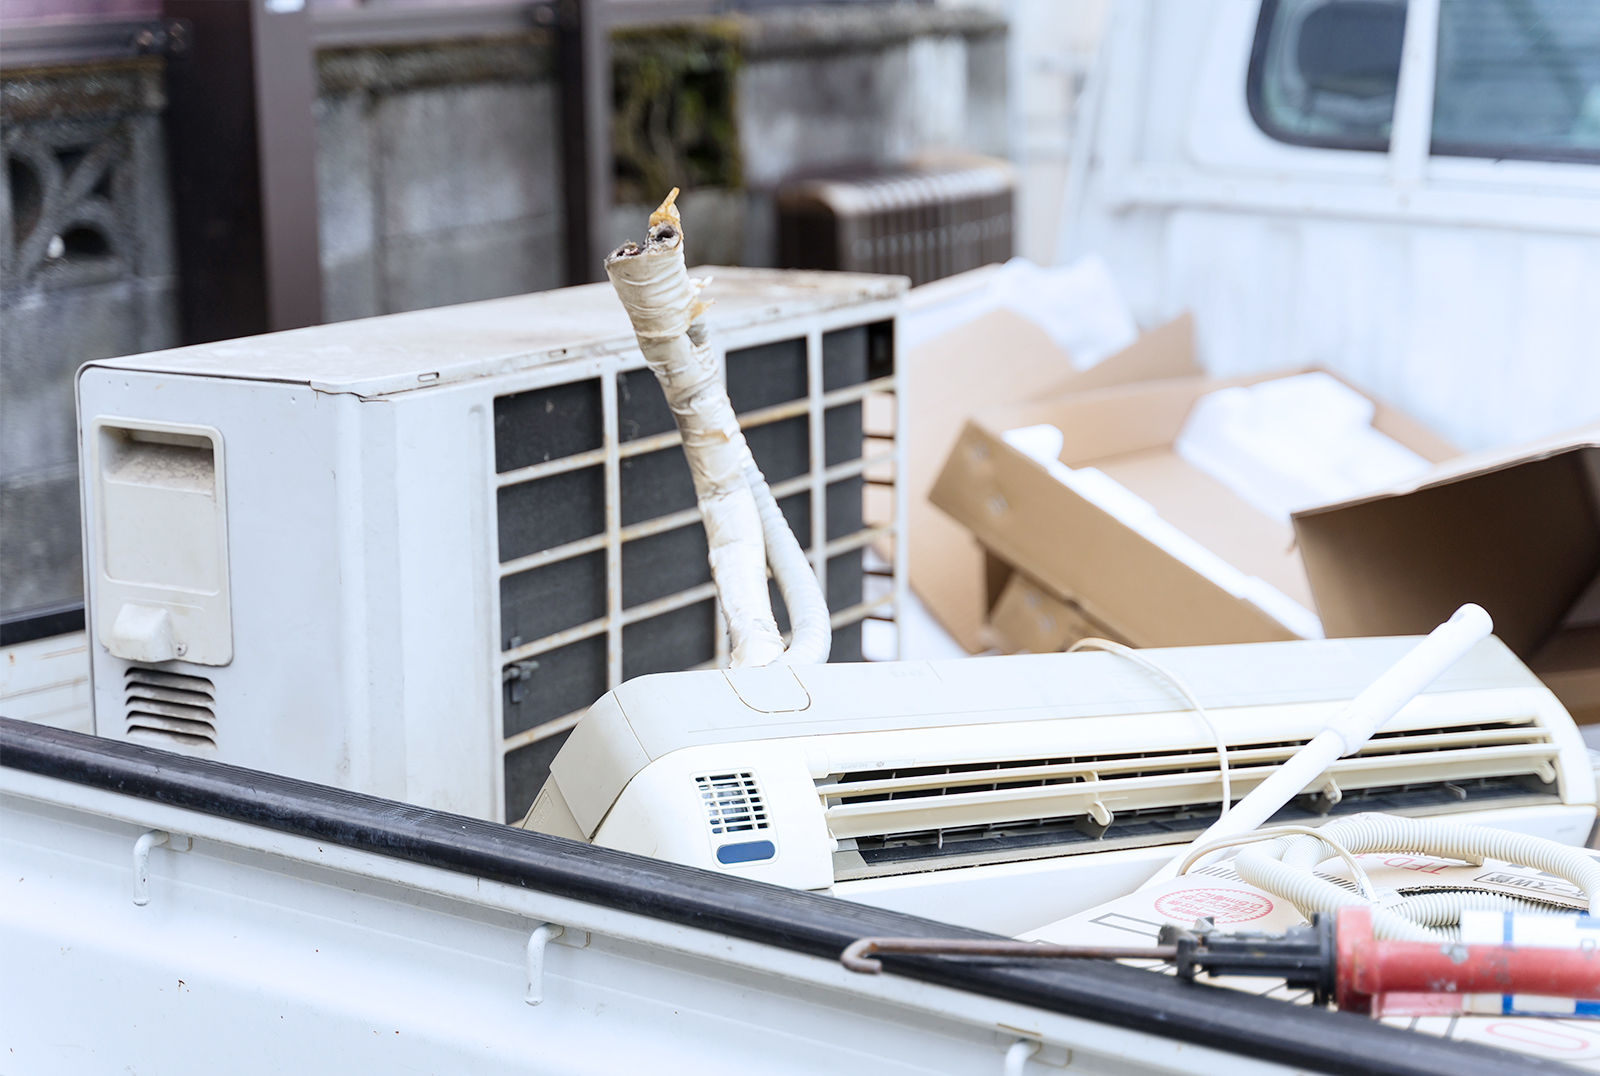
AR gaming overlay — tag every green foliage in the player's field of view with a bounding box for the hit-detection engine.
[611,21,742,204]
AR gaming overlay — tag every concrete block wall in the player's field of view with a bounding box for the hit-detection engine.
[0,7,1008,625]
[0,57,179,619]
[611,4,1008,267]
[312,8,1009,317]
[314,32,565,322]
[739,6,1007,187]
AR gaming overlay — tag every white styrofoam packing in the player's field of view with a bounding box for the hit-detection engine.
[1002,423,1324,639]
[900,254,1139,368]
[1174,372,1433,524]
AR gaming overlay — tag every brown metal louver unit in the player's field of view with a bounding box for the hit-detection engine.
[777,160,1014,287]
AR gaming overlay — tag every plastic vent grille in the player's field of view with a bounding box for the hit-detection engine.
[695,771,770,835]
[124,667,217,750]
[817,716,1560,843]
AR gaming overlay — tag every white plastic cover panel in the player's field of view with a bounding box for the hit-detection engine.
[89,420,231,667]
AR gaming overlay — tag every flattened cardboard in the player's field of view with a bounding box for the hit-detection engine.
[930,369,1456,650]
[1294,427,1600,721]
[904,304,1198,652]
[988,571,1128,654]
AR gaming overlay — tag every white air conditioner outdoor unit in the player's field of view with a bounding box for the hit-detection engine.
[76,268,907,822]
[526,637,1597,936]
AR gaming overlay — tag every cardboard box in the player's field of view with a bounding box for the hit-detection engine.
[930,368,1457,649]
[1293,427,1600,723]
[987,571,1128,654]
[904,306,1198,652]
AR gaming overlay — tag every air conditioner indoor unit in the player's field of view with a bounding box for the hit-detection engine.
[524,636,1597,936]
[76,268,907,822]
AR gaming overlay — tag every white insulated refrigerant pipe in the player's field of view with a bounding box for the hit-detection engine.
[1141,603,1494,888]
[605,190,831,668]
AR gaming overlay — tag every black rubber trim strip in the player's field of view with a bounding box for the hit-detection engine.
[0,717,1553,1076]
[0,603,86,646]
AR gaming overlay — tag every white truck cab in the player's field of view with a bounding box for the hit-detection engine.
[1062,0,1600,453]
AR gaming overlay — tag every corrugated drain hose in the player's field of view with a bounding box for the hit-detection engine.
[1226,813,1600,941]
[605,190,830,667]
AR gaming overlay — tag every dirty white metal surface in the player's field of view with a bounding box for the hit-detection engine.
[76,268,908,823]
[87,268,903,398]
[0,630,91,733]
[1063,0,1600,453]
[0,764,1295,1076]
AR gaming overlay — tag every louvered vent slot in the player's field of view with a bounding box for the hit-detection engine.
[125,668,217,750]
[819,716,1561,853]
[695,772,770,835]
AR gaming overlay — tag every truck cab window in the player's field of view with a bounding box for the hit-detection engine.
[1432,0,1600,164]
[1248,0,1409,152]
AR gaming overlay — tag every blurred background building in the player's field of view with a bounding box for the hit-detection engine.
[6,0,1597,659]
[0,0,1105,636]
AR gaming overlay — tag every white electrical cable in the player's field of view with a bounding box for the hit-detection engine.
[1068,638,1231,817]
[1140,604,1494,889]
[1234,831,1439,942]
[606,191,829,667]
[1174,824,1376,900]
[1231,812,1600,941]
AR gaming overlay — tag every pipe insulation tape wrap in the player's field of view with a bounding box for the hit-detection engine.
[604,190,829,668]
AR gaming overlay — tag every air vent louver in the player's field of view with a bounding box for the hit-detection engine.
[820,715,1562,879]
[124,667,217,750]
[694,772,770,836]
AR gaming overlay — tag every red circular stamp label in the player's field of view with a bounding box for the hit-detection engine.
[1153,888,1275,924]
